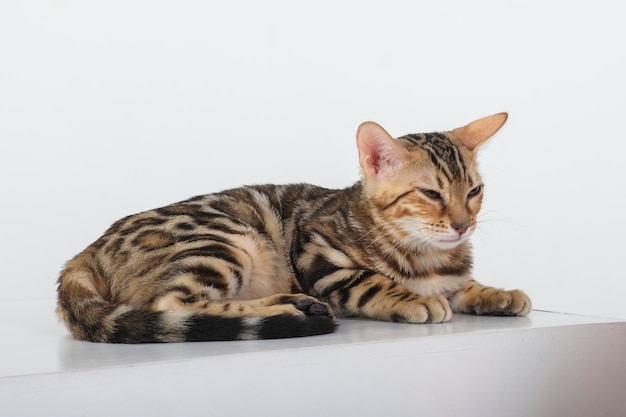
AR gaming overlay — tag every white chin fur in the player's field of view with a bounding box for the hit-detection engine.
[429,238,465,250]
[398,222,472,250]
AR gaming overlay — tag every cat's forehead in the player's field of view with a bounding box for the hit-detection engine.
[397,132,476,183]
[397,131,460,156]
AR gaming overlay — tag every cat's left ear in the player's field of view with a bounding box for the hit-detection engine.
[452,112,508,150]
[357,122,410,179]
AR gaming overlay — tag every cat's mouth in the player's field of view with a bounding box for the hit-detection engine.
[432,234,469,248]
[438,237,462,244]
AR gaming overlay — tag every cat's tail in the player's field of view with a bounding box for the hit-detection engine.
[56,252,337,343]
[57,300,337,343]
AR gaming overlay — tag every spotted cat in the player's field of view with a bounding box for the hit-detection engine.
[57,112,531,343]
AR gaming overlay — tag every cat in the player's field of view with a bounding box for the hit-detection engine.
[57,112,531,343]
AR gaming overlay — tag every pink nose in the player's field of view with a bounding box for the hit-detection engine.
[451,222,469,235]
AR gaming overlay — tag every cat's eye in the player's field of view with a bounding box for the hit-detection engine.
[468,185,482,197]
[420,189,442,200]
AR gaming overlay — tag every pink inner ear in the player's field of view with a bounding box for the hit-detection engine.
[361,136,387,177]
[357,122,407,179]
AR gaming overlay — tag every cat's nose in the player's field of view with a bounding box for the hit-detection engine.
[451,221,470,235]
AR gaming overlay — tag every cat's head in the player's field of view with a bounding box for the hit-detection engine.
[356,113,507,250]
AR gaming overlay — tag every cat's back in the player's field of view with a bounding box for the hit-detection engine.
[98,183,339,240]
[84,183,343,294]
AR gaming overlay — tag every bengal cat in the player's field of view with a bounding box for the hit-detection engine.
[57,112,531,343]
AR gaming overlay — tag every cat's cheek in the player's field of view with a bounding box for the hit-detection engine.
[396,222,429,244]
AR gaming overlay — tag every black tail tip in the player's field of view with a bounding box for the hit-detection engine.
[257,315,338,339]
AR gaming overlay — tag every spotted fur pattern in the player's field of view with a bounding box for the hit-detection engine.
[57,113,531,343]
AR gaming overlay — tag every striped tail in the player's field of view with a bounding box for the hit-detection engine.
[57,301,336,343]
[57,292,336,343]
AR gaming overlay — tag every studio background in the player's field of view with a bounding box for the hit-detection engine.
[1,1,624,319]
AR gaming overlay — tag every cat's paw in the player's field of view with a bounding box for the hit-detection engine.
[267,294,335,319]
[460,288,531,317]
[393,295,453,324]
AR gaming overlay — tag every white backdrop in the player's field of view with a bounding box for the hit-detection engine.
[1,1,624,319]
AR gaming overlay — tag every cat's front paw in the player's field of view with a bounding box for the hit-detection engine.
[490,289,532,316]
[392,295,453,324]
[452,286,531,317]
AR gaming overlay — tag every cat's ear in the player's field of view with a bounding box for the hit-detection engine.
[357,122,409,179]
[452,112,508,150]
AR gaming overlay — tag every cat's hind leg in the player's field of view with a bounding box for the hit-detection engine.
[153,289,334,320]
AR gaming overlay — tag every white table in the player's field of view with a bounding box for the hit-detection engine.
[1,299,625,417]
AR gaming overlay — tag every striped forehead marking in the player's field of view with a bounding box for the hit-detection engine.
[399,132,468,181]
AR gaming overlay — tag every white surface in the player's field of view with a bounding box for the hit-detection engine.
[1,5,625,413]
[1,5,624,415]
[1,301,625,416]
[1,1,625,320]
[0,299,614,377]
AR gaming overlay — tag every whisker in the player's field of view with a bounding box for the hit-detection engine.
[364,221,403,251]
[356,221,392,242]
[477,210,518,226]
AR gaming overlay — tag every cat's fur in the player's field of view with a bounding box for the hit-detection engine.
[57,113,531,343]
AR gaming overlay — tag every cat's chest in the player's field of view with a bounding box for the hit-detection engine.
[373,247,472,296]
[397,274,471,297]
